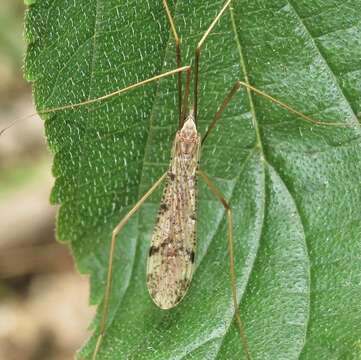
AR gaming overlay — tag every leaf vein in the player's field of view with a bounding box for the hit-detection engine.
[287,0,360,128]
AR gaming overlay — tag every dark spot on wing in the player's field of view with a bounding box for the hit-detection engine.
[159,203,168,213]
[168,172,175,181]
[190,214,196,221]
[187,250,195,263]
[176,294,183,304]
[149,246,159,256]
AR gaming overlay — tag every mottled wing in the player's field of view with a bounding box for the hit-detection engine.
[147,138,199,309]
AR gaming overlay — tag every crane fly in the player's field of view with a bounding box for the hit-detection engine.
[4,1,354,359]
[146,109,200,309]
[90,1,347,358]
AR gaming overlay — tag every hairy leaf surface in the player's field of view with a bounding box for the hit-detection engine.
[25,0,361,359]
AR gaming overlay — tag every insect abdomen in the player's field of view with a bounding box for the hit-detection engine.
[146,170,197,309]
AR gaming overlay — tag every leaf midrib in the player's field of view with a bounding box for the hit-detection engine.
[222,4,310,360]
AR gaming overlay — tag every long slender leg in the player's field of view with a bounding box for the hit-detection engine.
[197,169,252,360]
[194,0,232,122]
[201,78,351,147]
[237,81,349,128]
[40,66,189,115]
[92,172,167,360]
[0,66,190,137]
[163,0,183,127]
[202,81,241,145]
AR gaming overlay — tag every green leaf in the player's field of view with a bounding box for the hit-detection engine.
[25,0,361,359]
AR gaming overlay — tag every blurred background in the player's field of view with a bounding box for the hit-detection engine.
[0,2,94,359]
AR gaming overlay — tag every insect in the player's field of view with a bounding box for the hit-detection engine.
[93,1,258,357]
[7,1,356,359]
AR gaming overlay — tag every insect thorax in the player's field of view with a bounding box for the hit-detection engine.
[177,111,200,156]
